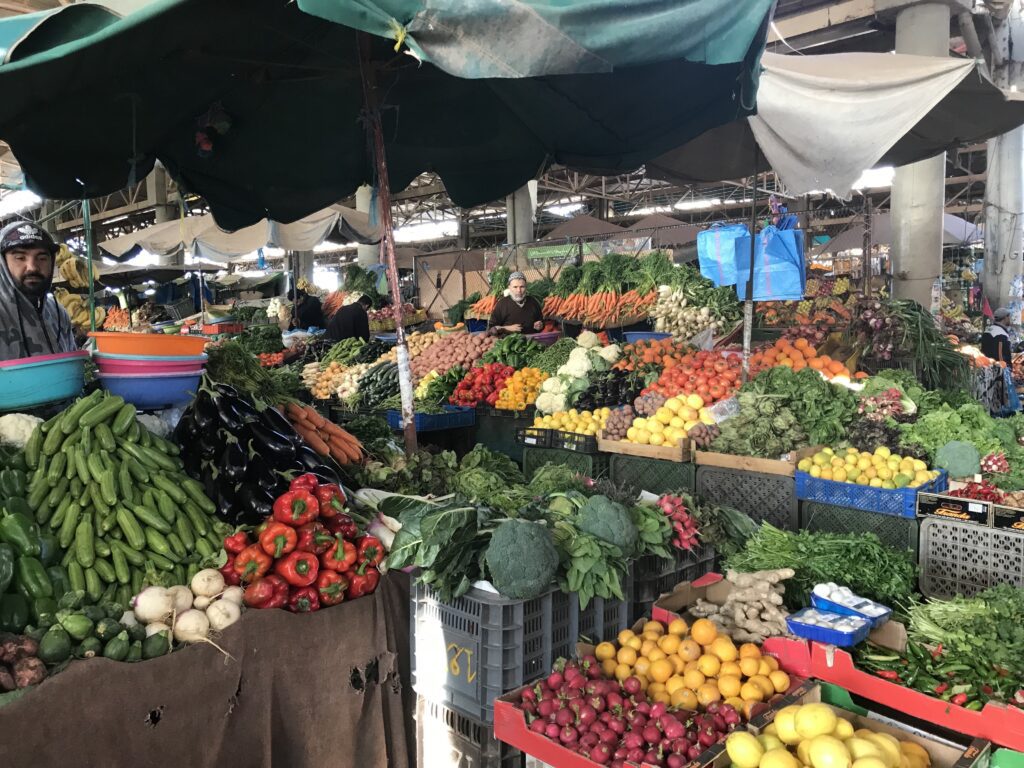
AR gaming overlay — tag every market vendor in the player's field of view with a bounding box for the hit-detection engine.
[981,307,1015,366]
[283,287,325,331]
[0,221,76,361]
[326,293,371,342]
[487,272,543,336]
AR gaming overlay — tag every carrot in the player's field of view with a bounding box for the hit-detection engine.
[286,402,310,422]
[328,444,350,465]
[294,423,330,456]
[328,434,362,464]
[303,405,328,430]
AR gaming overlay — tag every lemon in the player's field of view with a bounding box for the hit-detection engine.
[774,706,802,745]
[834,720,854,740]
[875,446,891,459]
[650,432,665,446]
[852,759,888,768]
[820,468,834,481]
[665,397,683,413]
[759,735,785,752]
[670,416,686,429]
[726,732,765,768]
[686,394,705,410]
[823,447,835,456]
[881,480,895,490]
[845,467,861,482]
[656,407,675,424]
[810,466,822,478]
[648,420,664,434]
[869,478,883,488]
[808,735,852,768]
[857,458,871,471]
[912,459,927,472]
[833,468,848,483]
[798,458,813,472]
[813,453,830,467]
[763,748,802,768]
[865,733,901,768]
[635,429,650,444]
[856,474,870,485]
[795,704,838,739]
[846,739,882,761]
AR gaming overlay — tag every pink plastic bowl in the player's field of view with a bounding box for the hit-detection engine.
[94,353,207,375]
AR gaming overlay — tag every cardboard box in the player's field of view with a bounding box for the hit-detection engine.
[992,505,1024,532]
[695,446,820,477]
[917,493,992,526]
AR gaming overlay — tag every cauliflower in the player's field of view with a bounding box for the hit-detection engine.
[558,347,593,378]
[536,391,567,414]
[577,330,601,349]
[0,413,42,448]
[596,344,621,364]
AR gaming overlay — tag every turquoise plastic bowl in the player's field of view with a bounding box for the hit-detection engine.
[0,351,89,410]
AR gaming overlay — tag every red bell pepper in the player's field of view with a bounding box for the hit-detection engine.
[274,550,319,587]
[272,489,319,527]
[315,483,347,519]
[323,513,358,540]
[346,561,380,599]
[316,570,348,606]
[320,535,357,572]
[220,555,241,587]
[295,521,334,555]
[288,586,320,613]
[289,473,319,492]
[258,522,298,559]
[223,531,250,555]
[234,544,272,583]
[243,578,276,608]
[264,574,290,609]
[356,535,385,567]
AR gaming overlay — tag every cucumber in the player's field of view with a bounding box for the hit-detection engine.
[99,470,118,507]
[111,403,137,436]
[166,532,187,560]
[174,515,195,550]
[132,503,172,534]
[145,551,175,571]
[41,420,66,455]
[152,474,187,504]
[111,547,130,585]
[116,507,146,551]
[93,558,116,584]
[67,562,86,593]
[24,427,42,470]
[94,536,111,559]
[144,528,175,560]
[45,477,68,510]
[74,517,95,568]
[155,491,177,525]
[111,539,145,567]
[46,452,67,486]
[61,391,102,434]
[58,502,81,549]
[80,425,92,456]
[181,478,216,515]
[121,453,150,483]
[81,395,126,430]
[84,567,103,602]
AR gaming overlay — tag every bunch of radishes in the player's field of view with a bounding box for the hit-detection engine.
[981,452,1010,474]
[517,656,740,767]
[657,494,700,552]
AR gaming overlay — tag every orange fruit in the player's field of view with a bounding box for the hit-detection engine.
[633,657,652,677]
[648,682,667,696]
[601,659,618,677]
[717,675,743,698]
[614,663,632,681]
[641,640,658,657]
[690,618,718,646]
[678,639,702,662]
[763,656,780,672]
[650,659,674,684]
[738,643,762,659]
[672,688,699,709]
[665,675,687,696]
[757,660,773,677]
[739,657,761,678]
[725,696,746,713]
[742,700,762,720]
[595,642,616,661]
[670,655,687,674]
[683,669,706,690]
[710,636,738,662]
[697,654,722,678]
[616,646,637,666]
[643,620,665,636]
[617,629,635,646]
[668,618,689,636]
[749,674,775,698]
[740,681,764,702]
[720,661,742,678]
[684,660,701,673]
[659,634,682,655]
[652,690,672,705]
[697,683,722,707]
[769,671,791,693]
[625,635,642,651]
[642,630,661,643]
[647,648,667,663]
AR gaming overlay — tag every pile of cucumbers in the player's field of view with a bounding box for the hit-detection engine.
[357,362,399,407]
[24,390,229,611]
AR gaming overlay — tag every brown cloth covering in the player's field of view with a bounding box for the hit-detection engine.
[0,573,414,768]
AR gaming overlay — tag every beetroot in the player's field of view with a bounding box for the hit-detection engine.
[560,725,579,745]
[590,744,613,764]
[529,719,547,734]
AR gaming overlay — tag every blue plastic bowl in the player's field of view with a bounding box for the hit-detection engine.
[0,351,88,410]
[624,332,672,343]
[97,370,202,410]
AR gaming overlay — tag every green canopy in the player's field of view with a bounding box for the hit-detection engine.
[0,0,774,230]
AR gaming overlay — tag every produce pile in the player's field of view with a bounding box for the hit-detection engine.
[797,446,939,490]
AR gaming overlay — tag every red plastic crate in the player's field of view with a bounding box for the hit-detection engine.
[202,322,244,334]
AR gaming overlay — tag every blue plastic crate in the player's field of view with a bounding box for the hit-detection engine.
[385,405,475,432]
[467,318,488,333]
[624,331,672,343]
[786,607,872,647]
[794,470,948,519]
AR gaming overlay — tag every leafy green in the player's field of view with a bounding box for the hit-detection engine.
[898,403,1004,462]
[630,503,673,560]
[712,393,807,458]
[204,343,295,404]
[528,463,586,497]
[235,325,285,356]
[744,367,858,445]
[460,445,524,485]
[450,467,532,513]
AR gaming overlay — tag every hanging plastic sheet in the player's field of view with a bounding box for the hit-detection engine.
[697,223,748,287]
[735,226,806,301]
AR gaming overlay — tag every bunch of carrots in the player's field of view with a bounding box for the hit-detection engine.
[322,291,346,320]
[544,289,658,326]
[284,403,365,466]
[470,295,498,316]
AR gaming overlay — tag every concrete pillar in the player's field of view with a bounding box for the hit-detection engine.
[885,1,952,307]
[457,210,470,250]
[983,2,1024,312]
[294,251,315,287]
[355,184,378,267]
[506,184,535,248]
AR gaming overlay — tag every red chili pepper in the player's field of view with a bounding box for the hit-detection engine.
[876,670,902,682]
[274,550,320,587]
[931,643,944,660]
[220,555,241,587]
[243,578,276,608]
[289,473,319,492]
[323,513,358,540]
[223,531,250,555]
[234,544,272,583]
[314,484,347,519]
[316,570,349,606]
[933,682,949,695]
[356,535,386,567]
[288,585,320,613]
[258,522,299,559]
[320,536,357,572]
[295,521,334,555]
[982,685,994,696]
[346,560,380,599]
[272,489,319,527]
[951,693,969,707]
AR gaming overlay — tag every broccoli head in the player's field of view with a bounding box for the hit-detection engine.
[485,520,559,599]
[577,495,638,555]
[934,440,980,479]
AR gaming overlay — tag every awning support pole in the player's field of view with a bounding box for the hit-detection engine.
[82,199,96,332]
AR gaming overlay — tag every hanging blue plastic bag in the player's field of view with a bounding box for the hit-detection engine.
[697,223,748,287]
[734,226,806,301]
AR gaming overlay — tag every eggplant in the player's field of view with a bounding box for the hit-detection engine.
[259,405,294,435]
[228,394,261,423]
[220,441,247,484]
[247,423,296,462]
[237,484,274,524]
[192,392,219,430]
[216,490,240,523]
[296,446,324,472]
[176,412,200,442]
[215,399,245,431]
[197,432,223,460]
[308,464,342,485]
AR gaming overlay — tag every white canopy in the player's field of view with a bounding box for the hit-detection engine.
[98,204,380,263]
[812,213,982,257]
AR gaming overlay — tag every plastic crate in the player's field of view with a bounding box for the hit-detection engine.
[795,470,948,519]
[623,331,671,343]
[163,297,195,321]
[609,454,696,495]
[411,583,576,724]
[522,447,609,482]
[385,405,475,432]
[800,502,920,561]
[696,466,799,530]
[919,516,1024,599]
[416,696,522,768]
[515,427,552,448]
[786,608,872,647]
[550,431,598,454]
[474,409,535,462]
[576,586,632,646]
[630,543,717,623]
[466,318,488,333]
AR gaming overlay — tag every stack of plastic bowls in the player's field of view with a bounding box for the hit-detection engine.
[89,332,210,410]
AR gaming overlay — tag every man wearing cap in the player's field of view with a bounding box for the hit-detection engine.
[488,272,544,336]
[981,307,1016,366]
[0,221,76,361]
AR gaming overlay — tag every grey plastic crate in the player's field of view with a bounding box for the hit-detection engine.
[919,517,1024,599]
[416,696,522,768]
[411,583,576,723]
[609,454,696,495]
[630,543,717,623]
[522,446,610,482]
[696,466,798,530]
[800,502,920,562]
[576,583,632,646]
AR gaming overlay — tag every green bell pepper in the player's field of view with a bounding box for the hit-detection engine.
[37,532,59,567]
[14,556,52,599]
[0,543,13,594]
[30,596,58,624]
[0,511,40,557]
[46,565,71,599]
[0,593,29,632]
[0,469,27,499]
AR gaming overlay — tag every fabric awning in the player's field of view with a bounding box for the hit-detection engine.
[812,213,982,257]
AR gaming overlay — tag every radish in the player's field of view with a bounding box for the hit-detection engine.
[190,568,226,599]
[173,609,210,643]
[166,585,194,614]
[133,587,173,624]
[206,599,241,632]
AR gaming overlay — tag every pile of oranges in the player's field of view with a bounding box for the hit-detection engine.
[494,367,549,410]
[594,617,791,718]
[749,339,864,383]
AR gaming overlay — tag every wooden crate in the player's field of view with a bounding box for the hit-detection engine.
[694,445,820,477]
[596,436,690,463]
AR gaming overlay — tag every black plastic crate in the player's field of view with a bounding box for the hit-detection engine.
[696,466,798,531]
[522,447,609,482]
[416,696,522,768]
[475,410,534,463]
[516,427,552,449]
[551,430,599,454]
[576,581,632,646]
[629,544,717,623]
[609,454,696,495]
[800,501,920,561]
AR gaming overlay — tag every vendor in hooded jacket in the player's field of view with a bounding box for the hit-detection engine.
[0,221,76,361]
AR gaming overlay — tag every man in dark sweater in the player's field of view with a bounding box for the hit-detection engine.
[488,271,543,336]
[285,288,325,330]
[327,294,372,342]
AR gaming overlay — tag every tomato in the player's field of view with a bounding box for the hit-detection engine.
[710,385,726,400]
[697,385,711,400]
[714,361,728,373]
